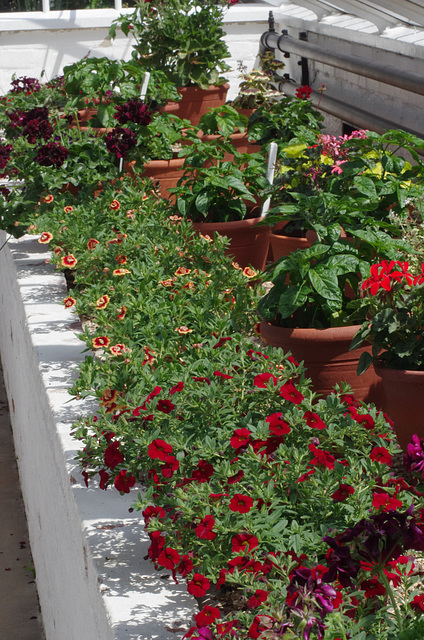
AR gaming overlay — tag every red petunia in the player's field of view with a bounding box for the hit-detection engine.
[213,370,233,379]
[411,594,424,612]
[231,533,259,554]
[331,484,354,502]
[360,577,386,598]
[170,381,184,395]
[309,443,336,469]
[99,469,110,490]
[265,412,291,436]
[114,470,136,493]
[187,573,210,597]
[143,505,165,525]
[157,547,181,570]
[279,381,304,404]
[191,460,214,483]
[372,492,403,512]
[104,441,124,469]
[227,469,244,485]
[213,336,232,349]
[230,428,251,449]
[160,455,180,478]
[195,515,216,540]
[229,493,254,514]
[194,605,221,627]
[192,376,211,385]
[148,439,173,461]
[248,589,268,608]
[178,554,193,577]
[253,372,277,388]
[304,411,327,430]
[156,399,175,414]
[370,446,392,466]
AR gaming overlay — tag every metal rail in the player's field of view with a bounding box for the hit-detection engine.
[260,11,424,97]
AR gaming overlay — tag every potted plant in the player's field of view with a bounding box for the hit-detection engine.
[109,0,237,124]
[169,138,271,269]
[350,256,424,448]
[229,52,285,116]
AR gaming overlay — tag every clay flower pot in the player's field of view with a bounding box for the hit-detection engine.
[374,364,424,450]
[162,84,230,125]
[192,216,271,271]
[124,156,186,200]
[259,321,383,404]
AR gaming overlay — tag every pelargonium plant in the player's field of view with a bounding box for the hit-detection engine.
[350,259,424,372]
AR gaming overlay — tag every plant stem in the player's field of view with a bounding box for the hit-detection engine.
[378,566,403,631]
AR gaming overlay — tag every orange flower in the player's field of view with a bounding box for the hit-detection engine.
[200,234,213,242]
[87,238,99,250]
[175,326,193,334]
[110,199,120,210]
[38,232,53,244]
[96,295,110,310]
[116,305,127,320]
[115,254,128,265]
[63,206,74,214]
[232,261,242,270]
[243,267,257,278]
[113,268,131,276]
[63,296,76,308]
[174,267,191,276]
[61,254,78,268]
[92,336,110,349]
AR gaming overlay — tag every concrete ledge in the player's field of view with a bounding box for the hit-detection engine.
[0,231,195,640]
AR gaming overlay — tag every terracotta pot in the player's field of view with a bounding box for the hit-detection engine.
[162,84,229,125]
[192,216,271,271]
[374,364,424,451]
[124,156,185,200]
[259,322,383,404]
[199,131,259,162]
[269,230,311,262]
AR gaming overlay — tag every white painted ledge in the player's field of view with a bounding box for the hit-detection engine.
[0,231,195,640]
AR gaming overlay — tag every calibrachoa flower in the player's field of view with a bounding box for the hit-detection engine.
[187,573,210,597]
[156,399,175,414]
[96,295,110,309]
[157,547,181,570]
[370,446,392,466]
[279,380,304,404]
[148,439,173,461]
[104,441,124,469]
[92,336,111,349]
[229,493,254,514]
[194,605,221,627]
[175,326,193,334]
[175,267,191,276]
[61,254,77,268]
[87,238,99,250]
[191,460,214,483]
[41,194,54,204]
[114,470,136,493]
[38,231,53,244]
[253,372,277,388]
[265,412,291,436]
[232,533,259,554]
[110,199,120,210]
[331,484,355,502]
[195,516,216,540]
[372,492,403,512]
[63,296,76,308]
[113,268,131,276]
[304,411,327,430]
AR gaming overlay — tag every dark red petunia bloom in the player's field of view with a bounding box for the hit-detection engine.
[360,577,386,598]
[114,469,136,493]
[331,484,355,502]
[156,399,175,414]
[230,428,251,449]
[213,370,233,379]
[212,336,232,349]
[229,493,254,514]
[169,381,184,395]
[160,455,180,478]
[37,141,69,167]
[187,573,210,597]
[265,412,291,436]
[157,547,181,570]
[191,460,214,483]
[370,446,392,466]
[195,515,216,540]
[304,410,327,430]
[227,469,244,485]
[248,589,268,608]
[253,372,277,388]
[104,440,124,469]
[231,533,259,554]
[99,469,110,490]
[309,443,336,469]
[105,126,137,158]
[279,381,304,404]
[143,505,165,525]
[114,98,152,125]
[192,376,211,385]
[178,554,194,578]
[194,605,221,627]
[148,438,173,461]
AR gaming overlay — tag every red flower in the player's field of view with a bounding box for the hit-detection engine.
[93,335,110,349]
[309,443,335,469]
[63,296,76,308]
[192,376,211,385]
[230,428,251,449]
[86,238,99,250]
[170,381,184,395]
[194,605,221,627]
[187,573,210,597]
[279,381,304,404]
[114,470,136,493]
[213,370,233,379]
[360,577,386,598]
[99,469,110,490]
[247,349,269,360]
[213,336,232,349]
[295,85,312,99]
[231,533,259,554]
[195,515,216,540]
[110,199,120,210]
[156,399,175,414]
[253,372,277,388]
[370,446,392,466]
[61,254,77,268]
[361,260,404,295]
[38,231,53,244]
[227,469,244,484]
[265,412,291,436]
[116,305,127,320]
[248,615,274,639]
[331,484,355,502]
[160,455,180,478]
[372,492,403,512]
[104,441,124,469]
[143,505,165,525]
[411,594,424,612]
[157,547,181,570]
[248,589,268,608]
[229,494,254,514]
[178,554,193,577]
[148,439,173,461]
[304,410,327,430]
[192,460,214,483]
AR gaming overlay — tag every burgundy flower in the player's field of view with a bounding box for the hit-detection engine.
[99,469,110,490]
[157,547,181,570]
[187,573,210,597]
[10,76,41,93]
[229,493,254,514]
[36,141,69,168]
[23,118,53,143]
[114,469,136,493]
[279,380,304,404]
[143,505,165,525]
[195,515,216,540]
[105,126,137,158]
[169,381,184,395]
[104,440,124,469]
[404,434,424,476]
[156,399,175,414]
[148,438,173,461]
[194,605,221,628]
[0,142,13,170]
[253,372,277,388]
[178,554,193,577]
[191,460,214,483]
[331,484,354,502]
[160,455,180,478]
[114,98,152,125]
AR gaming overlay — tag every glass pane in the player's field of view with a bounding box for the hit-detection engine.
[49,0,114,8]
[0,0,42,11]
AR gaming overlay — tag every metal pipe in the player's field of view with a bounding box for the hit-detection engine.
[281,80,424,139]
[261,28,424,97]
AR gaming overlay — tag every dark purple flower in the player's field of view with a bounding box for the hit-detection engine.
[23,118,53,144]
[105,127,137,159]
[7,109,26,129]
[404,434,424,476]
[36,141,69,168]
[114,98,152,126]
[10,76,41,94]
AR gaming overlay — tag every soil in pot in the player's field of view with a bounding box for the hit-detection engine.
[259,321,383,404]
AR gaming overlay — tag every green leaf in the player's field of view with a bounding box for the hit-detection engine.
[357,351,373,375]
[354,175,378,200]
[278,285,310,318]
[309,267,341,302]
